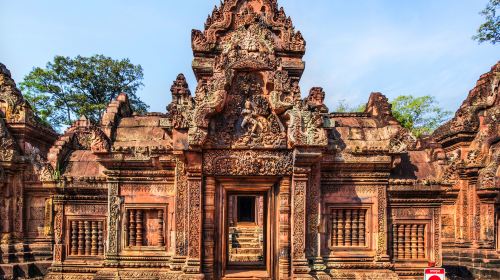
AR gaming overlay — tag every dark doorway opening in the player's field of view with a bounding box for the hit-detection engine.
[237,196,256,223]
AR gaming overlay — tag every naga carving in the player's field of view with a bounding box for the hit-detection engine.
[188,72,230,146]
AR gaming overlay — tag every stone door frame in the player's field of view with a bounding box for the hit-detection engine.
[214,177,279,279]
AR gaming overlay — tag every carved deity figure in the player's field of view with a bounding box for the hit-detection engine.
[241,100,262,135]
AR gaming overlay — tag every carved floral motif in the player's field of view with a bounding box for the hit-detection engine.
[203,150,293,175]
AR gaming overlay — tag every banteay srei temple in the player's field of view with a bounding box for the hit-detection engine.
[1,1,499,279]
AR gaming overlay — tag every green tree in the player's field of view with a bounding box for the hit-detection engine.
[390,95,451,137]
[20,55,148,130]
[331,99,365,113]
[473,0,500,44]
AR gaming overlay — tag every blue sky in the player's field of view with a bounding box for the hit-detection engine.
[0,0,498,113]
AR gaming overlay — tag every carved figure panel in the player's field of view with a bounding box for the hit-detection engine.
[205,72,287,148]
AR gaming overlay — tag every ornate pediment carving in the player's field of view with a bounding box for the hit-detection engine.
[0,117,18,162]
[48,117,111,169]
[193,0,304,54]
[0,63,24,122]
[186,0,327,149]
[0,63,54,132]
[433,62,500,146]
[23,142,55,182]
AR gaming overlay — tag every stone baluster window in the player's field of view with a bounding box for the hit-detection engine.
[392,223,426,260]
[330,208,367,247]
[125,208,166,247]
[69,220,104,256]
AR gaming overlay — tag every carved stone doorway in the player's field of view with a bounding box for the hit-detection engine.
[216,178,277,280]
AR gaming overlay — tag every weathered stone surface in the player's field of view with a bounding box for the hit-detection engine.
[0,1,499,279]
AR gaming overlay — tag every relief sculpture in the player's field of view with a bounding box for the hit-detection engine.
[0,1,498,279]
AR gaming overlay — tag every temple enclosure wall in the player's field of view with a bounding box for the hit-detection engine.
[1,0,499,279]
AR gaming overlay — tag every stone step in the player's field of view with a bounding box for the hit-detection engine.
[231,242,262,249]
[230,227,263,232]
[231,229,263,233]
[230,248,263,255]
[232,236,260,241]
[232,232,261,238]
[229,254,264,263]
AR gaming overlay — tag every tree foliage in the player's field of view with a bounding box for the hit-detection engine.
[20,55,148,130]
[473,0,500,44]
[390,95,451,137]
[331,95,450,137]
[331,99,365,113]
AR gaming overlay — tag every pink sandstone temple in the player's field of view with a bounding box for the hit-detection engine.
[0,0,499,279]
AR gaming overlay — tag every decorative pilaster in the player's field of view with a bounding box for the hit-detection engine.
[279,177,292,279]
[184,151,203,278]
[291,167,310,277]
[307,162,325,273]
[53,203,64,264]
[433,208,442,267]
[376,186,389,261]
[172,157,188,270]
[477,191,497,249]
[202,176,216,279]
[105,182,121,264]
